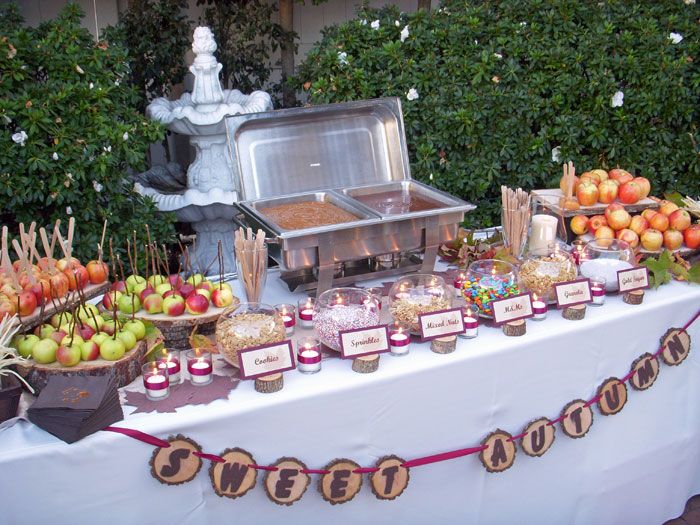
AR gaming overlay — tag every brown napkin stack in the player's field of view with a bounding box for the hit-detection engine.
[27,375,123,444]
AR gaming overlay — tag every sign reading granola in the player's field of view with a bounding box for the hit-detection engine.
[237,341,296,380]
[617,267,649,293]
[339,325,390,359]
[492,293,534,326]
[417,308,465,341]
[554,278,592,308]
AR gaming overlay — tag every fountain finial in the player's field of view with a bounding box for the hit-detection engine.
[190,26,224,107]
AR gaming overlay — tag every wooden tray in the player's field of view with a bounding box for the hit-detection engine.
[532,189,659,217]
[16,339,147,394]
[18,282,110,333]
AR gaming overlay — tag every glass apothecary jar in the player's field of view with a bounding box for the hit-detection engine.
[461,259,519,318]
[518,243,577,303]
[579,239,634,291]
[313,288,381,351]
[388,274,452,334]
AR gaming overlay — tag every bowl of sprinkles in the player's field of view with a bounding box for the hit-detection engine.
[462,259,520,318]
[313,288,382,351]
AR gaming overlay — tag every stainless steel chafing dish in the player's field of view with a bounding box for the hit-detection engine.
[225,98,475,293]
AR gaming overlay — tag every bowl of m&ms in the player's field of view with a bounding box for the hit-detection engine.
[461,259,520,318]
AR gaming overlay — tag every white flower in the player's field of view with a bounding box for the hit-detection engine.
[65,206,72,215]
[494,52,502,59]
[52,152,59,160]
[406,88,419,101]
[2,115,10,124]
[371,20,380,30]
[520,21,527,27]
[611,90,624,108]
[75,65,84,74]
[92,180,103,193]
[669,32,683,44]
[114,80,120,86]
[360,19,367,26]
[103,145,112,153]
[684,0,695,4]
[395,20,400,27]
[89,82,94,89]
[474,39,478,45]
[11,130,27,146]
[551,147,561,163]
[122,131,129,141]
[400,25,410,43]
[337,51,348,65]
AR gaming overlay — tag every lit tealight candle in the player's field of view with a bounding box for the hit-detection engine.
[389,322,410,356]
[275,304,296,336]
[364,287,383,311]
[453,271,467,298]
[297,336,322,374]
[532,293,548,321]
[461,305,479,338]
[156,350,181,386]
[394,284,410,301]
[186,349,213,385]
[297,297,315,328]
[142,363,170,401]
[590,276,606,306]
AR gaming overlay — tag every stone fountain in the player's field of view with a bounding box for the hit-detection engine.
[140,26,272,275]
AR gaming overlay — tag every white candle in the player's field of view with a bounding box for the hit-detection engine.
[532,299,547,321]
[529,215,559,256]
[580,259,633,291]
[145,374,169,399]
[282,314,295,335]
[157,356,180,385]
[299,307,314,328]
[590,281,606,306]
[389,332,410,356]
[462,316,478,338]
[189,360,212,385]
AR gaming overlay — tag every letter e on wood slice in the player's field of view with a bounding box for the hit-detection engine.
[660,328,691,367]
[596,377,627,416]
[560,399,593,439]
[629,353,660,391]
[370,456,409,501]
[264,457,310,506]
[480,429,516,473]
[318,459,362,505]
[209,448,257,499]
[520,418,555,458]
[149,434,202,486]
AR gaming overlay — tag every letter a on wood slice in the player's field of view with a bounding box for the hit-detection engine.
[480,429,516,473]
[370,456,409,501]
[596,377,628,416]
[264,457,310,506]
[560,399,593,439]
[660,328,691,366]
[149,434,202,486]
[318,459,362,505]
[629,353,660,391]
[520,418,555,458]
[210,448,257,499]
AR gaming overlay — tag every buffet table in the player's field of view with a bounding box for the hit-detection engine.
[1,268,699,525]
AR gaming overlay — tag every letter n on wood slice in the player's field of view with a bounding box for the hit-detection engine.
[149,434,202,486]
[660,328,691,367]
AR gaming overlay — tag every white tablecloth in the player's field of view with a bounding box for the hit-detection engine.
[1,272,699,525]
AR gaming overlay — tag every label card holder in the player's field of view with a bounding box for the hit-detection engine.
[554,278,592,308]
[617,267,650,293]
[238,341,296,380]
[418,308,465,341]
[492,293,534,326]
[339,325,390,359]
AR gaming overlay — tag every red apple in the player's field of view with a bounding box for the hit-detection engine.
[580,171,601,186]
[16,290,37,316]
[139,286,155,302]
[80,340,100,361]
[668,209,691,232]
[608,168,633,184]
[606,207,631,231]
[663,229,684,250]
[49,272,70,298]
[629,215,649,236]
[55,257,81,272]
[185,293,209,315]
[576,181,599,206]
[604,203,624,221]
[649,213,669,233]
[195,288,211,301]
[196,281,213,292]
[0,300,16,320]
[86,260,109,284]
[658,200,679,216]
[168,274,184,288]
[684,224,700,249]
[28,279,50,305]
[162,289,183,299]
[588,215,608,232]
[56,344,82,367]
[78,324,96,341]
[640,229,663,251]
[211,287,235,308]
[591,169,609,182]
[163,295,186,316]
[50,329,68,345]
[143,293,164,314]
[632,177,650,199]
[616,228,639,248]
[641,209,657,222]
[102,290,122,310]
[597,180,619,204]
[595,226,615,241]
[64,265,89,291]
[110,280,127,292]
[618,182,642,204]
[178,283,196,298]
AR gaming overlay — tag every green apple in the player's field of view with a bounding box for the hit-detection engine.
[17,335,40,358]
[10,334,23,350]
[123,320,146,341]
[91,332,110,346]
[56,344,82,367]
[83,316,103,332]
[80,340,100,361]
[125,274,146,294]
[50,311,71,328]
[77,304,100,323]
[147,275,167,288]
[116,330,137,351]
[132,281,149,297]
[36,324,55,339]
[33,339,59,364]
[99,338,126,361]
[186,273,204,286]
[194,288,211,301]
[61,334,84,347]
[117,293,141,314]
[102,319,120,336]
[154,283,172,296]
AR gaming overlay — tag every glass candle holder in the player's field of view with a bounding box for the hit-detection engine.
[297,336,322,374]
[388,320,411,356]
[297,297,315,328]
[275,303,296,336]
[186,350,213,386]
[590,276,606,306]
[142,363,170,401]
[579,239,634,291]
[364,287,384,311]
[570,239,587,265]
[314,288,381,351]
[460,304,480,339]
[452,269,468,298]
[156,349,181,386]
[532,293,548,321]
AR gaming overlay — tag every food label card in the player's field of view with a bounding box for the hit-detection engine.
[237,341,296,379]
[492,293,534,325]
[617,267,650,293]
[339,325,390,359]
[554,278,592,308]
[418,308,465,341]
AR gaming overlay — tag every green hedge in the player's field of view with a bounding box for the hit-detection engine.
[296,0,700,227]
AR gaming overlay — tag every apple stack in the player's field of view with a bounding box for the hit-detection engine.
[563,168,652,209]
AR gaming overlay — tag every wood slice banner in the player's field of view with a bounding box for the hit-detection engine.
[264,457,310,506]
[560,399,593,439]
[502,320,526,337]
[318,459,363,505]
[209,448,257,499]
[629,353,660,391]
[520,418,556,458]
[149,434,202,486]
[370,456,409,501]
[562,304,586,321]
[622,290,645,305]
[660,328,691,366]
[479,429,516,473]
[596,377,628,416]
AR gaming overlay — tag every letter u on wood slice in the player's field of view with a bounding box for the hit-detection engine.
[520,418,555,458]
[596,378,627,416]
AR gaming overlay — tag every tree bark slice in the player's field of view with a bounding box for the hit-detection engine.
[255,372,283,393]
[318,459,362,505]
[16,339,147,394]
[264,457,310,506]
[352,354,380,373]
[623,290,644,305]
[431,335,457,354]
[562,304,586,320]
[149,434,202,486]
[502,319,526,337]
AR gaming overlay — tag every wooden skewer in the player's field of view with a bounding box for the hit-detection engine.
[12,239,36,285]
[39,227,56,267]
[98,220,107,263]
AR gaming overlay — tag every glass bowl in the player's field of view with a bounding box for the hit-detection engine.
[215,302,286,366]
[313,288,382,351]
[579,239,634,291]
[388,274,452,334]
[518,243,578,303]
[461,259,519,318]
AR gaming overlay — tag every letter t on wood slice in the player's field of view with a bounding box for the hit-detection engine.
[370,456,409,501]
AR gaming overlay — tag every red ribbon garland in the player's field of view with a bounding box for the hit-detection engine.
[104,309,699,474]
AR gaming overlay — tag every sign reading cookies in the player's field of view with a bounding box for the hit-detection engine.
[237,341,296,380]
